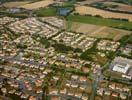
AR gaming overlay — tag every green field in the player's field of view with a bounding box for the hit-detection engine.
[59,2,74,7]
[34,7,57,17]
[67,15,132,30]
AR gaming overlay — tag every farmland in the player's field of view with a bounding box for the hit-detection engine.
[19,0,54,10]
[92,1,132,13]
[1,1,31,8]
[66,21,131,41]
[75,5,132,21]
[67,15,132,30]
[113,0,132,5]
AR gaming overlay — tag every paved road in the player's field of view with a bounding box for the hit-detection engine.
[89,68,102,100]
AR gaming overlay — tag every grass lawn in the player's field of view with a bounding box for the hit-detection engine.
[67,15,132,30]
[60,2,74,7]
[35,7,57,17]
[92,54,108,65]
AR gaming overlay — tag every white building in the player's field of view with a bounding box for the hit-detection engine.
[111,57,132,80]
[112,63,130,74]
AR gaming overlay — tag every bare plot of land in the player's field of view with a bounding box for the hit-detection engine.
[1,1,30,8]
[103,1,132,13]
[67,22,131,41]
[19,0,54,10]
[68,22,101,33]
[75,5,132,21]
[95,27,131,41]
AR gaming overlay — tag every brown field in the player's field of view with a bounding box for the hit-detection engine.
[67,22,131,41]
[75,5,132,21]
[1,1,30,8]
[103,1,132,13]
[95,27,131,41]
[19,0,54,10]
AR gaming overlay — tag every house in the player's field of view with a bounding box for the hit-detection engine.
[50,96,61,100]
[104,90,111,96]
[122,44,132,55]
[112,92,118,97]
[79,76,87,82]
[120,93,127,100]
[49,88,58,95]
[82,95,88,100]
[60,88,67,94]
[75,91,82,98]
[109,84,116,90]
[97,88,104,96]
[29,96,37,100]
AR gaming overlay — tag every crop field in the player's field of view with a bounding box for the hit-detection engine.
[66,21,131,41]
[67,15,132,30]
[75,5,132,21]
[102,2,132,13]
[1,1,30,8]
[19,0,54,10]
[94,27,131,41]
